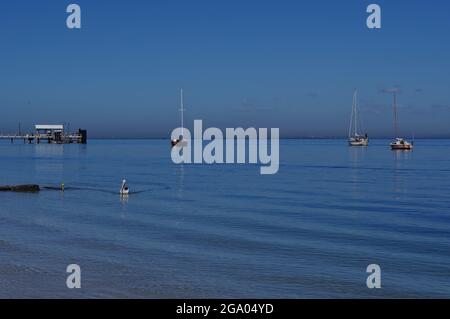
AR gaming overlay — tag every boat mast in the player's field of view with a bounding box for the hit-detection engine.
[180,88,184,139]
[393,91,398,138]
[354,89,358,136]
[348,89,357,138]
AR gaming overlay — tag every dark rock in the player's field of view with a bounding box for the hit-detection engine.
[0,185,40,192]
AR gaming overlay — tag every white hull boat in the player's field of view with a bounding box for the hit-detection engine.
[349,136,369,146]
[390,138,413,150]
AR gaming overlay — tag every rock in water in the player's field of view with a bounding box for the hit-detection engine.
[0,185,40,192]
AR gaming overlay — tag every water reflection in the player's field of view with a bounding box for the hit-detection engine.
[348,146,367,195]
[34,144,65,157]
[392,149,413,199]
[173,165,185,224]
[175,164,185,200]
[33,144,65,181]
[348,146,367,165]
[120,194,129,204]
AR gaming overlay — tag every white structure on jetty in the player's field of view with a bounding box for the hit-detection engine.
[35,125,64,133]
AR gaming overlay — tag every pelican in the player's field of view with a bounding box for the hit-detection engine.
[120,179,129,195]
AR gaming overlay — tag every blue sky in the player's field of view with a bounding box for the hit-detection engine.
[0,0,449,138]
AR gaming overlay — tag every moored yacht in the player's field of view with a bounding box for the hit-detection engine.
[171,89,188,148]
[390,138,413,150]
[348,89,369,146]
[389,91,413,150]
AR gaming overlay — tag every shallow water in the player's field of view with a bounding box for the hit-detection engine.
[0,139,449,298]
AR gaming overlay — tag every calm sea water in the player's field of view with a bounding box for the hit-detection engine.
[0,139,449,298]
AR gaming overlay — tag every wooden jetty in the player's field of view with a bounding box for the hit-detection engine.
[0,125,87,144]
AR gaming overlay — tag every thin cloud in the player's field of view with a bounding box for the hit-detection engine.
[431,104,450,111]
[306,92,319,99]
[379,86,401,94]
[239,97,275,113]
[361,102,390,115]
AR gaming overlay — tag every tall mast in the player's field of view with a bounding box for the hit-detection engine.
[354,89,358,136]
[348,89,357,138]
[393,91,398,138]
[180,88,184,139]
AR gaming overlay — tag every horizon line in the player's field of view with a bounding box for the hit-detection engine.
[75,136,450,140]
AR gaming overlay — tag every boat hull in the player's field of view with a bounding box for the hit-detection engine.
[171,139,188,148]
[390,138,413,150]
[390,144,413,150]
[348,138,369,146]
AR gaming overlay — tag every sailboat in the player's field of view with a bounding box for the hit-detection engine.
[171,89,188,148]
[390,91,413,150]
[348,89,369,146]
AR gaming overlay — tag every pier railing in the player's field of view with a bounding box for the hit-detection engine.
[0,131,87,144]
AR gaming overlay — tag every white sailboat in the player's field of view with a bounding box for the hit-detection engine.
[348,89,369,146]
[171,89,187,148]
[390,91,413,150]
